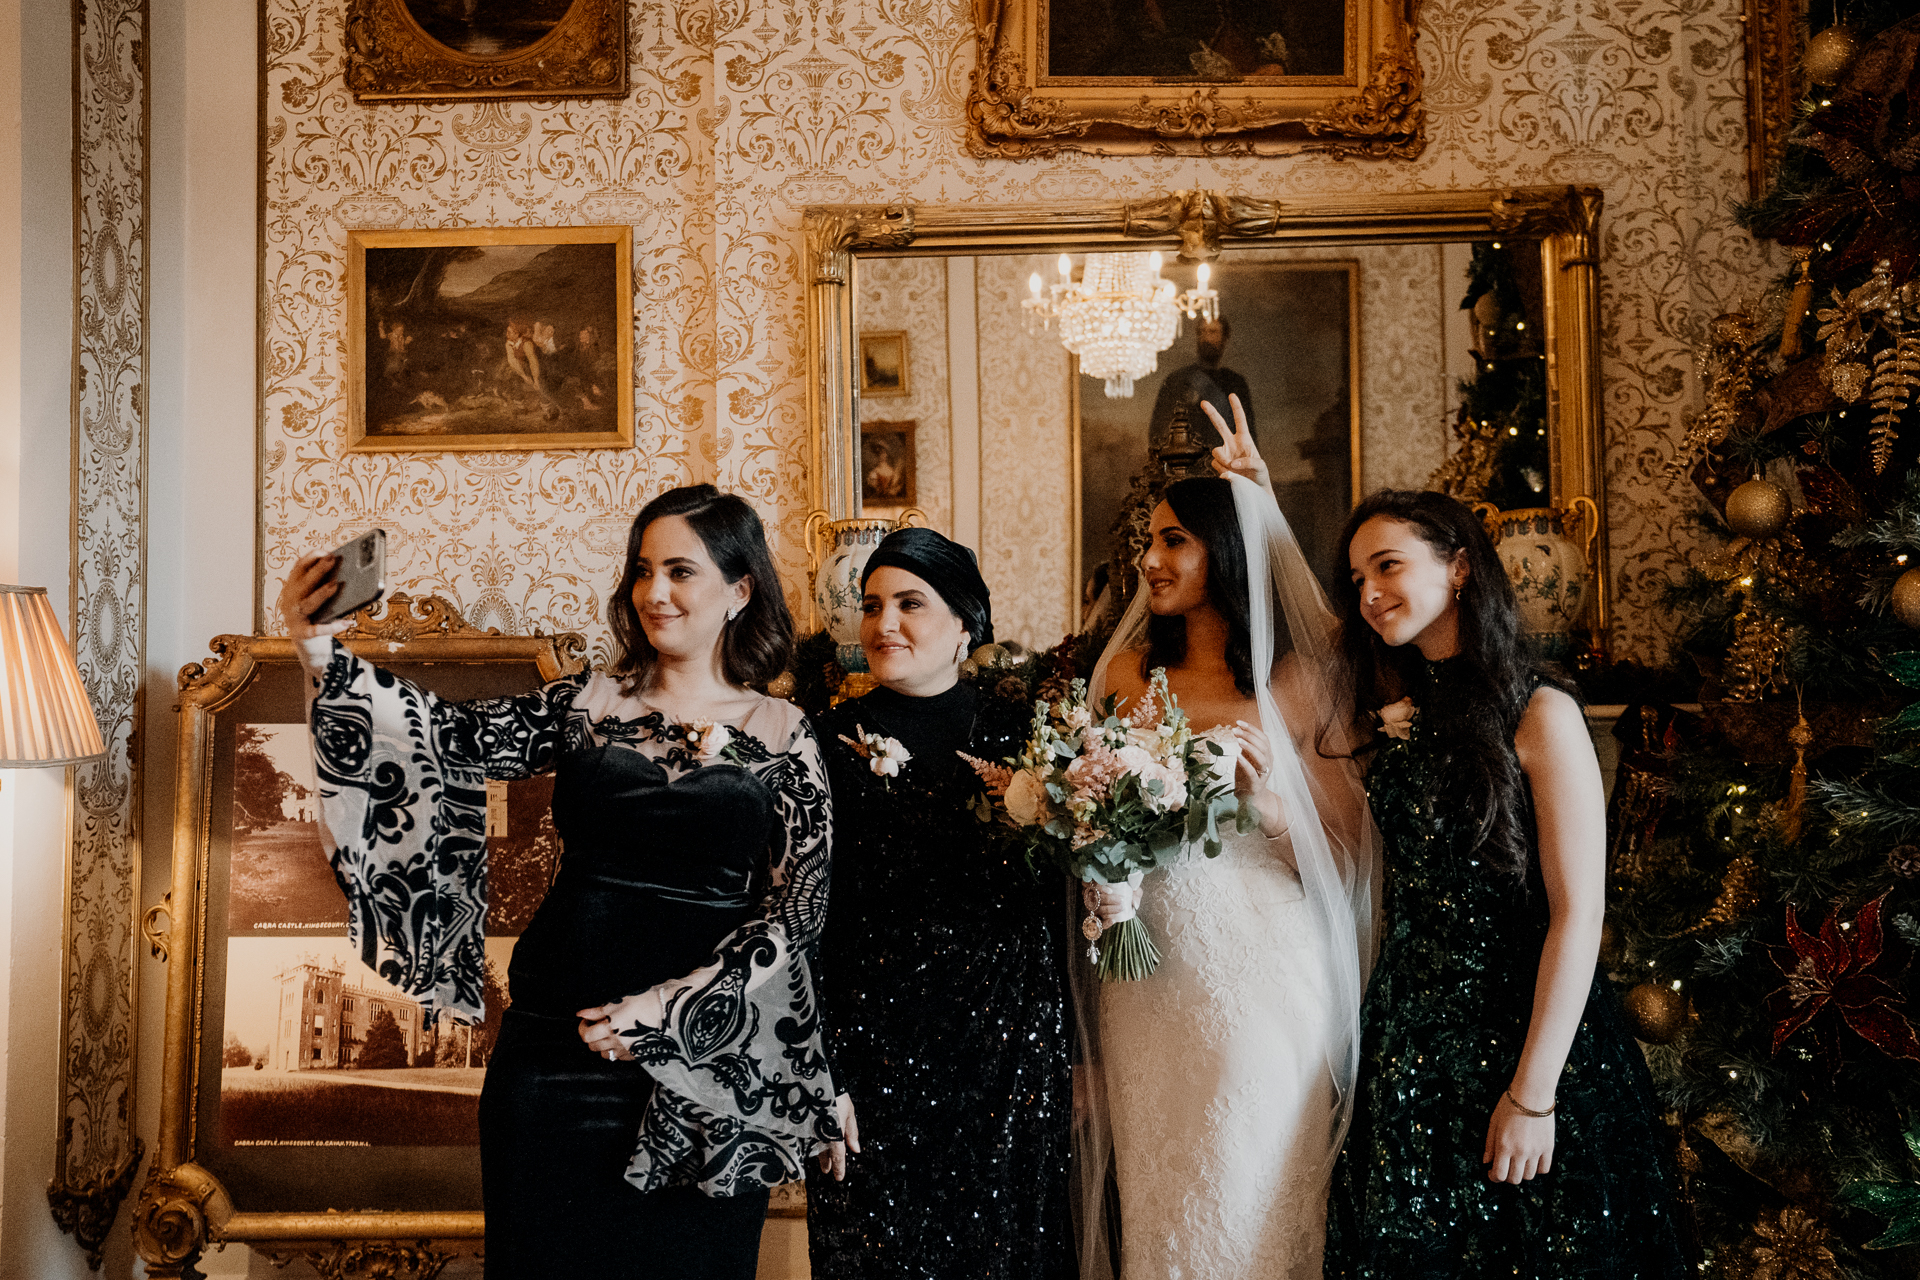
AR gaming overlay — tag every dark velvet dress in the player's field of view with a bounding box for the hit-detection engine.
[806,683,1075,1280]
[305,647,840,1280]
[1324,659,1688,1278]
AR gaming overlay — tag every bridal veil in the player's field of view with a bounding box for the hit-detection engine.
[1072,471,1384,1278]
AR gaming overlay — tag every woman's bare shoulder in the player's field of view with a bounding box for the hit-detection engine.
[1102,648,1151,703]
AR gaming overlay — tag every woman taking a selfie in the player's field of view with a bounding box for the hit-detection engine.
[277,484,841,1280]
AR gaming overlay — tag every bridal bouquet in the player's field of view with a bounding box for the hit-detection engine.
[961,669,1252,980]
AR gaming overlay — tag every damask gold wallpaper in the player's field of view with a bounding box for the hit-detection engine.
[262,0,1768,664]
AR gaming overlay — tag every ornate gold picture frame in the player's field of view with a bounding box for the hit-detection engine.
[346,225,634,454]
[344,0,628,103]
[1743,0,1808,200]
[134,596,587,1278]
[966,0,1425,157]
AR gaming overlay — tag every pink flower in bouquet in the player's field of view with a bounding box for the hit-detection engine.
[1127,693,1164,732]
[1071,821,1107,849]
[1065,743,1124,806]
[959,751,1014,795]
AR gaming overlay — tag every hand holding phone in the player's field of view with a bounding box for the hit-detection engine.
[276,530,387,639]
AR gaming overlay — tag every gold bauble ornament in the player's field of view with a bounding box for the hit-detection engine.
[1892,567,1920,630]
[1804,23,1858,84]
[970,643,1008,670]
[1622,981,1687,1044]
[1725,477,1792,540]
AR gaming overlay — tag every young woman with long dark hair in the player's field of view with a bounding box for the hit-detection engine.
[277,484,840,1280]
[1321,488,1687,1277]
[1079,464,1381,1279]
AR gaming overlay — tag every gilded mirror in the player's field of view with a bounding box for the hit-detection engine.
[803,187,1608,654]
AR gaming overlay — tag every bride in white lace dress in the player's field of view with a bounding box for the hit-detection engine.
[1076,415,1381,1280]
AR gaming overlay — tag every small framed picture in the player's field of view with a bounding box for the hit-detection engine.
[345,0,628,103]
[861,420,918,510]
[859,331,910,399]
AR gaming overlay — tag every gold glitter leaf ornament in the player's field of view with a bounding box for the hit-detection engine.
[1682,852,1764,933]
[1672,311,1766,482]
[1749,1206,1839,1280]
[1867,329,1920,474]
[1830,360,1871,402]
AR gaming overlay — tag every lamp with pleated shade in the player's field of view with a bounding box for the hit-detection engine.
[0,585,106,777]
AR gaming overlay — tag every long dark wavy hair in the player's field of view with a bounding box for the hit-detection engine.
[1143,477,1258,696]
[1331,489,1577,882]
[606,484,794,693]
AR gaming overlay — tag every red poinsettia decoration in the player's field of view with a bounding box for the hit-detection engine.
[1770,892,1920,1062]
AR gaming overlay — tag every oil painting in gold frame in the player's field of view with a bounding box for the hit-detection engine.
[346,225,634,454]
[966,0,1425,158]
[344,0,628,103]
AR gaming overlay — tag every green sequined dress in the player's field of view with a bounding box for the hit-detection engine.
[1324,659,1688,1278]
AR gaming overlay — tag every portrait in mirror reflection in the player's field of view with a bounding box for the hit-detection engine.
[1043,0,1347,79]
[1079,260,1358,600]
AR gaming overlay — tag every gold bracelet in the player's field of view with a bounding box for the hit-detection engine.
[1504,1089,1555,1117]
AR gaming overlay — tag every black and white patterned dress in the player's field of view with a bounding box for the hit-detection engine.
[303,643,839,1278]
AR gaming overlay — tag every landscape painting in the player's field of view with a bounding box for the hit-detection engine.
[346,226,633,452]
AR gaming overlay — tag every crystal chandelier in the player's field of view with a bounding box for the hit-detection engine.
[1023,252,1220,397]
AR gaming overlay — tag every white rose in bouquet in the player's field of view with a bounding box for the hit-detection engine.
[1004,768,1053,826]
[1116,744,1188,814]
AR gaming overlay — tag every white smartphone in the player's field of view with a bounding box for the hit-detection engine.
[312,529,387,624]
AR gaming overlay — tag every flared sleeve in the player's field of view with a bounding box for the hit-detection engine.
[306,640,587,1024]
[616,706,843,1195]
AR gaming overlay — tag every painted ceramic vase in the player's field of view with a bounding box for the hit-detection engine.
[807,516,899,672]
[1492,506,1591,658]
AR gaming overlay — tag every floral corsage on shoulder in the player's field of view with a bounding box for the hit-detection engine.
[839,725,912,787]
[684,718,746,765]
[1375,697,1418,744]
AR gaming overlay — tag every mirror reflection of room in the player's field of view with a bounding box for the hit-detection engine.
[854,241,1546,646]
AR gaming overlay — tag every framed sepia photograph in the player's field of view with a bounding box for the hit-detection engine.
[344,0,628,103]
[859,331,911,398]
[346,225,633,453]
[967,0,1424,158]
[135,596,587,1272]
[861,420,918,510]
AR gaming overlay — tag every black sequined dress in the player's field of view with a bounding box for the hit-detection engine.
[1324,658,1689,1278]
[806,683,1075,1280]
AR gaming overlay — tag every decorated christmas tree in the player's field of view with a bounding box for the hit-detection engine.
[1608,6,1920,1274]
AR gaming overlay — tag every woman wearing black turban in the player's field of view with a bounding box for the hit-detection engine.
[805,528,1075,1280]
